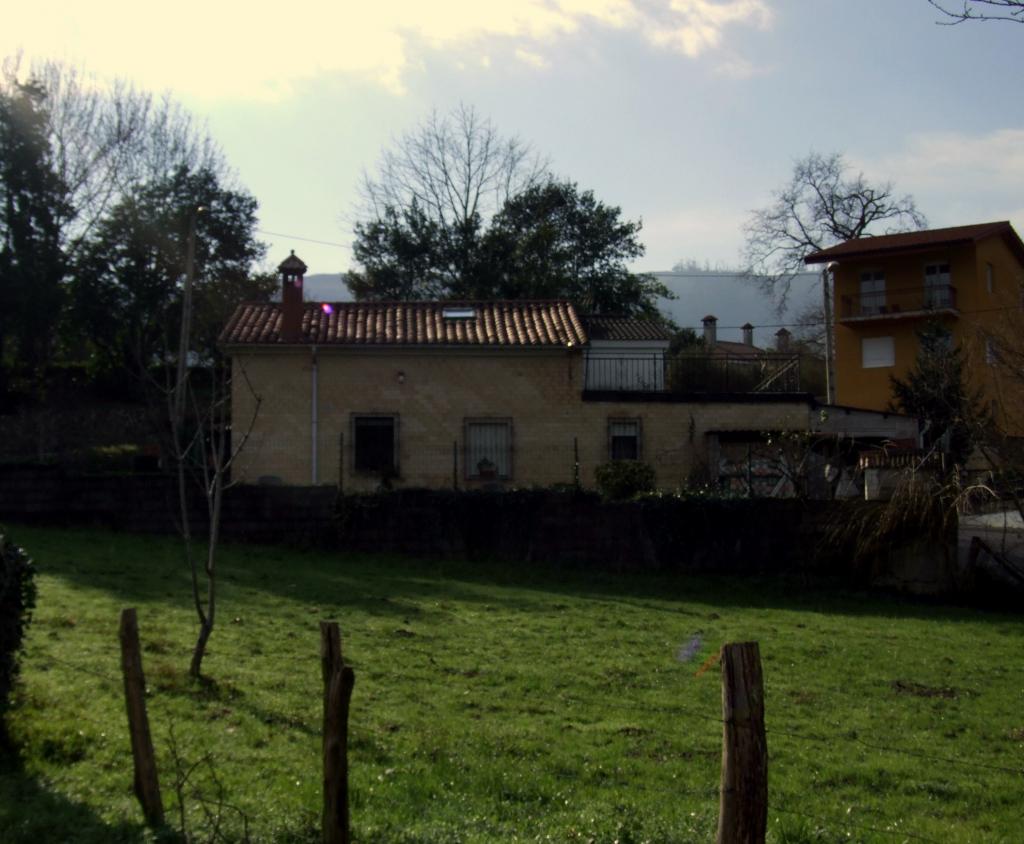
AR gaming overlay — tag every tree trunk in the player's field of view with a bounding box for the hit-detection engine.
[189,615,213,679]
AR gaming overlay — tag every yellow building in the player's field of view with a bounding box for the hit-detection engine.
[805,221,1024,436]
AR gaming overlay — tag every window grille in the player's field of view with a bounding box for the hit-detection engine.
[465,419,512,479]
[609,419,641,460]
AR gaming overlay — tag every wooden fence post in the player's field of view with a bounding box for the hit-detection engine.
[321,621,355,844]
[118,607,164,827]
[716,641,767,844]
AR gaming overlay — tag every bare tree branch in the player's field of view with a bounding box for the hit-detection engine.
[1,55,228,262]
[358,102,549,233]
[929,0,1024,24]
[742,151,926,312]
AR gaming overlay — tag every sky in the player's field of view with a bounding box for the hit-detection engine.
[7,1,1024,338]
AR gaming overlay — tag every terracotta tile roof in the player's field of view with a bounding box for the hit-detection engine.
[583,315,673,342]
[220,300,589,348]
[804,221,1024,264]
[710,340,765,358]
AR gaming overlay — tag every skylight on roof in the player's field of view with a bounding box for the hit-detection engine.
[442,307,476,319]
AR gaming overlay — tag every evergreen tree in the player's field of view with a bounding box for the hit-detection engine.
[889,322,986,464]
[480,180,668,316]
[70,166,267,380]
[0,79,70,382]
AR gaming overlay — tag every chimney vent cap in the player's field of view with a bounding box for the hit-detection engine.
[278,250,308,275]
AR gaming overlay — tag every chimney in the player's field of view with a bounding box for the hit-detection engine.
[702,315,717,347]
[279,250,307,343]
[742,322,754,347]
[775,327,791,353]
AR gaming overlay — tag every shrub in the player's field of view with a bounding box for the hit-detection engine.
[0,528,36,747]
[594,460,656,500]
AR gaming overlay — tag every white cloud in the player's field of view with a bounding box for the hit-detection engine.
[514,48,549,69]
[712,52,771,80]
[858,129,1024,230]
[4,0,772,101]
[644,0,773,58]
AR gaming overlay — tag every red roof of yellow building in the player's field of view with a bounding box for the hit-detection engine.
[804,221,1024,265]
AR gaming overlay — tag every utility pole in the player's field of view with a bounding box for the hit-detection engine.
[173,206,205,430]
[171,205,205,551]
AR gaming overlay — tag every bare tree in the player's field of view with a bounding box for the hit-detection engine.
[788,301,827,358]
[358,103,548,232]
[2,54,226,261]
[161,209,263,680]
[742,152,926,311]
[168,337,261,680]
[929,0,1024,24]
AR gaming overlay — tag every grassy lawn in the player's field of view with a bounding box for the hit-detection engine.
[1,523,1022,843]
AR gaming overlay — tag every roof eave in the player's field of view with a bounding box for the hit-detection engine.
[804,239,977,265]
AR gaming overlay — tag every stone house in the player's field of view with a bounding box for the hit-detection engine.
[220,253,915,492]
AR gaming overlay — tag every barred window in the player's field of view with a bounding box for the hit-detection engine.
[465,419,512,480]
[609,418,641,461]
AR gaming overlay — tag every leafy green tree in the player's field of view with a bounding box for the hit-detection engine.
[348,179,670,317]
[0,78,70,382]
[479,181,669,316]
[889,322,986,464]
[345,201,463,301]
[70,166,268,381]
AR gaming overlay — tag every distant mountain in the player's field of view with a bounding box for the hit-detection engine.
[303,274,351,302]
[651,269,820,348]
[270,273,352,303]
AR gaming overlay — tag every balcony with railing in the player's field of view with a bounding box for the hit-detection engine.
[839,284,958,322]
[583,352,804,396]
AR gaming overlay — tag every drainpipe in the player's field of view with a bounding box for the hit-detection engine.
[311,345,319,485]
[822,262,838,405]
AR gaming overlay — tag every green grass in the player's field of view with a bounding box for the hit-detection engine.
[1,524,1022,843]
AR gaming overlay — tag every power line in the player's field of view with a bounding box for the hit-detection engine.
[256,229,349,249]
[638,698,1024,779]
[651,271,818,279]
[767,721,1024,778]
[769,803,943,843]
[668,303,1024,334]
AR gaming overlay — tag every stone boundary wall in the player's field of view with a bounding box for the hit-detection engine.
[0,466,830,572]
[0,466,976,597]
[0,466,337,547]
[334,489,834,575]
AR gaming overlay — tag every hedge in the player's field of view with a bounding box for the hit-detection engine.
[0,528,36,747]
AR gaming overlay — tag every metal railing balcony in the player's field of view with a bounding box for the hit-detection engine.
[840,284,958,320]
[583,353,803,394]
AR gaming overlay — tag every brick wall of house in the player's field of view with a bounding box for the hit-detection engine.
[231,348,813,490]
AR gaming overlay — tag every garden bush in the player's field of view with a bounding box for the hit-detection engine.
[0,528,36,747]
[594,460,656,500]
